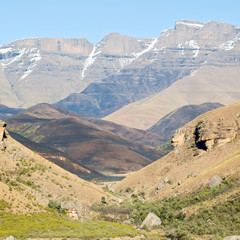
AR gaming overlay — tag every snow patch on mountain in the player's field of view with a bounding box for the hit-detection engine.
[19,49,41,81]
[178,43,185,55]
[0,47,13,54]
[0,48,26,69]
[186,40,199,58]
[176,21,204,29]
[126,38,158,65]
[81,45,102,79]
[219,33,240,51]
[119,57,132,68]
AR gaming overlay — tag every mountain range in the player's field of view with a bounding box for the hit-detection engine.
[1,20,240,132]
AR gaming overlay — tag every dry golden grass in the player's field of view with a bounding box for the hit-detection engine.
[0,133,110,213]
[116,102,240,200]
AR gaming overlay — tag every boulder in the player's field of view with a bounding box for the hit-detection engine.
[140,212,161,229]
[223,236,240,240]
[6,236,14,240]
[209,176,222,188]
[61,201,89,219]
[122,219,132,225]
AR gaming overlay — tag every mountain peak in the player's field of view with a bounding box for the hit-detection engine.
[175,20,204,28]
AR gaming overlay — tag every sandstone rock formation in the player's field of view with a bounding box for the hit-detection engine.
[172,106,240,151]
[5,236,15,240]
[0,120,7,150]
[115,102,240,200]
[148,103,223,142]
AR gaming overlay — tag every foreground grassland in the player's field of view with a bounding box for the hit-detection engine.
[0,202,139,239]
[93,176,240,239]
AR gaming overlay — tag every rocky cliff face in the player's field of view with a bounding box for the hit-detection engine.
[172,103,240,152]
[57,20,240,118]
[1,20,240,116]
[0,35,153,108]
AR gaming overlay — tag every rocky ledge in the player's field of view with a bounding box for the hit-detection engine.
[172,114,240,151]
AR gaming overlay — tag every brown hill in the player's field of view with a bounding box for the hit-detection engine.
[0,120,110,214]
[115,102,240,199]
[6,104,162,175]
[8,131,109,181]
[148,102,223,141]
[0,104,23,120]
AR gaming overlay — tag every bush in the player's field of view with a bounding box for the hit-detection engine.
[48,200,62,212]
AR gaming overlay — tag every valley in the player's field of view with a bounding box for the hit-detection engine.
[1,17,240,240]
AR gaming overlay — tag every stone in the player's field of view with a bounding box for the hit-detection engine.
[164,177,170,183]
[122,219,132,225]
[223,236,240,240]
[66,208,79,220]
[140,212,161,229]
[6,236,15,240]
[0,141,6,151]
[209,176,222,188]
[61,201,89,219]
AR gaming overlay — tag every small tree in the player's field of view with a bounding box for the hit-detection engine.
[101,196,107,205]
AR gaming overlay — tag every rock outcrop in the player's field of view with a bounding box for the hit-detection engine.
[115,102,240,200]
[172,108,240,151]
[0,120,7,150]
[61,201,89,220]
[5,236,15,240]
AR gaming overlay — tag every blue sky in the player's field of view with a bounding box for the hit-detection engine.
[1,0,239,45]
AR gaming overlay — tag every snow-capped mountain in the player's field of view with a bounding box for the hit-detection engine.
[1,20,240,118]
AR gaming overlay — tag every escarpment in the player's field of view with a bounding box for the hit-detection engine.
[172,107,240,152]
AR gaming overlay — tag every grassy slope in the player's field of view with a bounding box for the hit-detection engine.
[0,203,139,239]
[93,176,240,239]
[0,132,111,214]
[116,102,240,199]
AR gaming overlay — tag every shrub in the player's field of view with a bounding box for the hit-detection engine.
[48,200,62,212]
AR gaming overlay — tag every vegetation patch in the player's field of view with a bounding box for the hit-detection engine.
[32,135,44,143]
[93,176,240,239]
[155,139,173,155]
[0,211,139,239]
